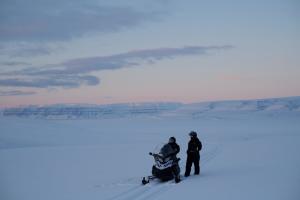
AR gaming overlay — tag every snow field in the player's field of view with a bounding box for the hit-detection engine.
[1,102,300,200]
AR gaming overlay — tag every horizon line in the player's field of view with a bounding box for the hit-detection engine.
[1,95,299,109]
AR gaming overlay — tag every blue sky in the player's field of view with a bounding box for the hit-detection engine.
[0,0,299,107]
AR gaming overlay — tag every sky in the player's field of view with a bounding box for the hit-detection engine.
[0,0,299,108]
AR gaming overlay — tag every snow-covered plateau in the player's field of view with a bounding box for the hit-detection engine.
[0,97,300,200]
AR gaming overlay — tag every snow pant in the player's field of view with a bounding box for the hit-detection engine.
[185,152,200,176]
[172,163,180,177]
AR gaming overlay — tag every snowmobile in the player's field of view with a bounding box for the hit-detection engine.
[142,143,180,185]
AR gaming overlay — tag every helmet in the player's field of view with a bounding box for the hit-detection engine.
[169,137,176,143]
[189,131,197,137]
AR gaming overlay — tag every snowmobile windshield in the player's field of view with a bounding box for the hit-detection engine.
[153,143,174,158]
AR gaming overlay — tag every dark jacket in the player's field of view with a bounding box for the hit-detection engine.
[187,136,202,155]
[169,142,180,155]
[166,142,180,161]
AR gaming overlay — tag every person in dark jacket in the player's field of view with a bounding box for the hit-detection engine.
[184,131,202,177]
[168,136,181,183]
[168,136,180,158]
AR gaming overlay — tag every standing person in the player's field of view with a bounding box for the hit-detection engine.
[184,131,202,177]
[168,137,181,183]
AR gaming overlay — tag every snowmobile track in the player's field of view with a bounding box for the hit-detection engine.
[105,181,174,200]
[202,144,222,166]
[105,144,222,200]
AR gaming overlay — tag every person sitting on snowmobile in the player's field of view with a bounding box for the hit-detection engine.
[143,137,181,185]
[167,137,180,158]
[167,136,181,183]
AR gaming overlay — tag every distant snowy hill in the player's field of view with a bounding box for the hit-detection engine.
[2,96,300,119]
[1,102,182,119]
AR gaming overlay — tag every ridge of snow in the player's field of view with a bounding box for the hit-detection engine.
[2,96,300,119]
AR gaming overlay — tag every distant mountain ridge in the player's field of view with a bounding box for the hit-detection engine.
[1,96,300,119]
[1,102,182,119]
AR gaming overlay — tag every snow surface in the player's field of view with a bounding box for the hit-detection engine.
[0,97,300,200]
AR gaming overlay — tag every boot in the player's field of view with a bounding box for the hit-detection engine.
[175,175,181,183]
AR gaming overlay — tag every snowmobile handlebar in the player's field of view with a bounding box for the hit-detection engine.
[149,152,180,163]
[149,152,163,159]
[149,152,161,157]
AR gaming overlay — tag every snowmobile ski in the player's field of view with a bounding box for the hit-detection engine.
[142,176,156,185]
